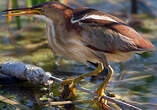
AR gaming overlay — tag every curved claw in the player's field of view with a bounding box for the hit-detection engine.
[61,79,77,96]
[69,81,76,96]
[98,95,110,110]
[61,79,73,86]
[96,90,110,110]
[61,63,105,97]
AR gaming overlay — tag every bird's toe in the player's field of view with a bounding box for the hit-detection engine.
[61,78,77,96]
[96,89,110,110]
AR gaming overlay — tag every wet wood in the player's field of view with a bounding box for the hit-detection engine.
[0,95,29,110]
[0,61,142,110]
[47,99,94,106]
[1,62,53,85]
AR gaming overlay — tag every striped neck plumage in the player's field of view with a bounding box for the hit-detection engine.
[33,15,65,52]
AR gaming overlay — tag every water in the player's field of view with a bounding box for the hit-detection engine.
[0,0,157,110]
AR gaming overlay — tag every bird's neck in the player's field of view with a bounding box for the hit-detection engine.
[33,15,67,53]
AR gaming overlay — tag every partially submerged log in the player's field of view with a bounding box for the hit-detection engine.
[1,62,53,85]
[0,61,142,110]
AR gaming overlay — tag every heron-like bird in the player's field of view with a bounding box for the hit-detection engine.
[1,1,155,108]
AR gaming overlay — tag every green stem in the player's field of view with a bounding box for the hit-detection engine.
[26,0,32,7]
[12,0,21,29]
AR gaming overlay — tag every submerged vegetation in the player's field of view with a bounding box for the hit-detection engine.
[0,0,157,110]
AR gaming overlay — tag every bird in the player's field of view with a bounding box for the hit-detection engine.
[1,1,155,109]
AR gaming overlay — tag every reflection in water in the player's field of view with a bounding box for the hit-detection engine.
[0,0,157,110]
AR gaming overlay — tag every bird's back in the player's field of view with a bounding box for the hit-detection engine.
[71,8,155,53]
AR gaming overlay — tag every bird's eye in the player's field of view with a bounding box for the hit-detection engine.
[40,8,44,12]
[36,8,44,13]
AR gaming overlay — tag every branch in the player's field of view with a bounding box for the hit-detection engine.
[0,61,142,110]
[0,62,53,85]
[46,99,94,106]
[50,75,142,110]
[0,95,29,110]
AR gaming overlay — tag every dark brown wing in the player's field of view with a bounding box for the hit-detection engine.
[72,8,155,53]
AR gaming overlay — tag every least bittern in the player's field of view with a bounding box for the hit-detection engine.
[1,1,155,109]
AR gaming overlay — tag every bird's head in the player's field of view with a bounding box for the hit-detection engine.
[1,1,73,23]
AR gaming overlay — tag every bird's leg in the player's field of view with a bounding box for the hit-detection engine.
[61,63,104,96]
[96,65,114,109]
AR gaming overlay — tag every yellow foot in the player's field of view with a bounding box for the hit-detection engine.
[96,89,110,110]
[61,78,73,85]
[61,78,77,96]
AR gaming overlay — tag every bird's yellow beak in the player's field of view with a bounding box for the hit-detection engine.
[0,7,42,16]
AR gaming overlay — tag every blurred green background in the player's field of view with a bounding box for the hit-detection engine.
[0,0,157,110]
